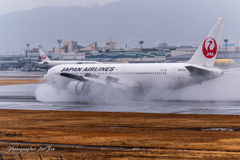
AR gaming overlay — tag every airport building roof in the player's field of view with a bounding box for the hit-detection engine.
[166,51,240,62]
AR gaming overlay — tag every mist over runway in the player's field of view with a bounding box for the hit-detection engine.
[0,73,239,114]
[0,96,240,115]
[0,70,239,114]
[35,70,240,102]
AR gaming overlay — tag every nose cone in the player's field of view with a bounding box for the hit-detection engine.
[43,68,56,83]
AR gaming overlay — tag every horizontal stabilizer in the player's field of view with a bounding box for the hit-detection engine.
[185,66,213,76]
[223,68,240,73]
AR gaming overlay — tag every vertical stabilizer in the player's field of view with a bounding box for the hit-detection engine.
[187,18,226,67]
[39,49,51,62]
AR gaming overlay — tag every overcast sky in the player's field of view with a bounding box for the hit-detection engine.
[0,0,239,53]
[0,0,120,15]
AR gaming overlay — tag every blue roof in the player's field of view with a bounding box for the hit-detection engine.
[223,44,235,47]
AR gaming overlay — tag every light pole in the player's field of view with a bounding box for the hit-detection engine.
[139,41,144,63]
[26,44,31,70]
[26,44,29,61]
[224,39,228,58]
[57,39,62,60]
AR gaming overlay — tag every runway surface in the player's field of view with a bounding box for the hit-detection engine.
[0,91,240,114]
[0,70,45,76]
[0,71,239,115]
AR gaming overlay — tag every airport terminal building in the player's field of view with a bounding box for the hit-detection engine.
[1,39,240,70]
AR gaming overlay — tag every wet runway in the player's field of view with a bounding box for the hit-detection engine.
[0,71,240,115]
[0,70,45,76]
[0,86,240,115]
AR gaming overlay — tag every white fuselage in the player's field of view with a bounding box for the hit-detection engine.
[38,61,101,67]
[44,63,223,90]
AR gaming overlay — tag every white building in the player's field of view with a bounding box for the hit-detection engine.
[106,40,118,50]
[51,52,85,60]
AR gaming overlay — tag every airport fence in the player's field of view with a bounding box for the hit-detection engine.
[0,153,65,160]
[0,153,110,160]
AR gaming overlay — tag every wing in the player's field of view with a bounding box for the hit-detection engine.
[60,73,129,90]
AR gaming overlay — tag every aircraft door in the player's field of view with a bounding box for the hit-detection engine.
[171,68,177,79]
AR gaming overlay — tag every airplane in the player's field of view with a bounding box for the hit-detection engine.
[44,18,232,95]
[37,49,101,67]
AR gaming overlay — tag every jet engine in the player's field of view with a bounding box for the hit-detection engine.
[67,81,85,94]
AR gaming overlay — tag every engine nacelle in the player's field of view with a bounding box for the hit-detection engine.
[67,81,84,94]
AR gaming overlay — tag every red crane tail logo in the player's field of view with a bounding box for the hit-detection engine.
[41,55,47,60]
[202,37,217,58]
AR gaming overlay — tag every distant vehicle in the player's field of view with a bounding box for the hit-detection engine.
[37,49,101,67]
[214,59,240,67]
[43,18,240,95]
